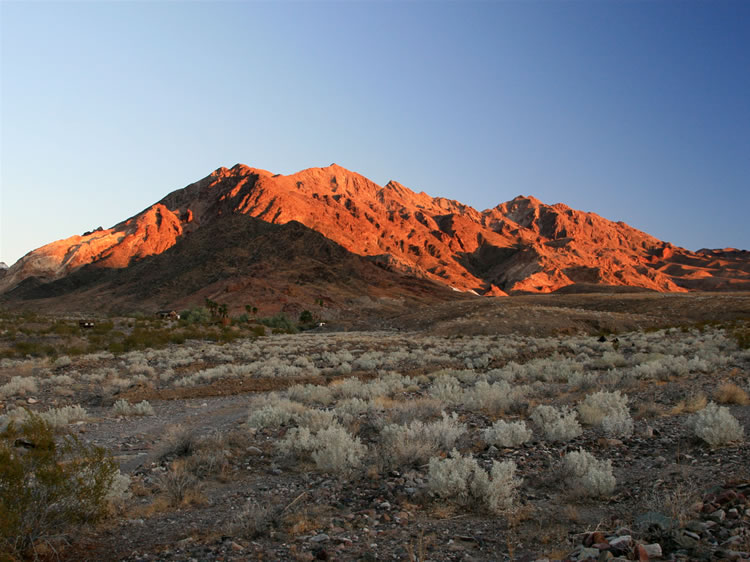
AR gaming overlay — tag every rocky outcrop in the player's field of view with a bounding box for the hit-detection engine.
[2,163,748,295]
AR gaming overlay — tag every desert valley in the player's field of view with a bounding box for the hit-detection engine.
[1,164,749,561]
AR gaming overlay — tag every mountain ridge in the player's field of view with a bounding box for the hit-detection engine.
[2,163,749,299]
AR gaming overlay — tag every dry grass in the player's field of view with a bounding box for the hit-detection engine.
[634,401,665,419]
[714,382,750,405]
[670,392,707,415]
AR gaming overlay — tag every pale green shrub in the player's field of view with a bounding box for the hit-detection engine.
[427,450,521,513]
[381,411,467,466]
[483,419,533,448]
[246,400,306,429]
[688,402,744,446]
[463,380,516,415]
[578,390,633,437]
[287,383,334,406]
[428,375,463,404]
[278,422,366,475]
[112,399,155,417]
[0,376,38,398]
[562,448,616,497]
[530,405,582,442]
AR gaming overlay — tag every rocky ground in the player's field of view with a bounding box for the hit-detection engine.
[1,296,749,561]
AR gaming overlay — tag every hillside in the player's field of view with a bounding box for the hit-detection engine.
[2,164,748,304]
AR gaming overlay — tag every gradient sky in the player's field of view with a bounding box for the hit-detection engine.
[2,0,748,266]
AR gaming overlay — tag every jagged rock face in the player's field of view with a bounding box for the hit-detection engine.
[2,164,749,295]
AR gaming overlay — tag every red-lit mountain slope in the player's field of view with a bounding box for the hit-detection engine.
[2,163,748,296]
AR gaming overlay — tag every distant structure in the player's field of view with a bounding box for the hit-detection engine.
[78,320,95,329]
[157,310,180,320]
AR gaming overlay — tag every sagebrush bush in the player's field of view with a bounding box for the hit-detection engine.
[688,401,744,446]
[278,422,366,475]
[0,376,38,398]
[0,415,121,558]
[563,448,616,498]
[427,449,521,513]
[463,380,519,415]
[578,390,633,437]
[381,411,467,467]
[530,405,582,442]
[112,399,155,417]
[483,419,533,448]
[246,400,305,429]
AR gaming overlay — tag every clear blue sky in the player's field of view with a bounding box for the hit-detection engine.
[2,0,748,266]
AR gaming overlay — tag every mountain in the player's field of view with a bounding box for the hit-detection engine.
[2,215,464,317]
[2,163,749,306]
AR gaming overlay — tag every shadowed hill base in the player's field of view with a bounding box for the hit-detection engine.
[1,215,466,321]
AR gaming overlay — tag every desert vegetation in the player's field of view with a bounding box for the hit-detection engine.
[0,305,748,560]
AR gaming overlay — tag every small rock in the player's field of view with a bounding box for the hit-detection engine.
[641,543,662,558]
[684,520,706,533]
[310,533,330,543]
[229,541,244,551]
[577,547,601,560]
[584,532,608,547]
[608,535,632,551]
[721,535,742,546]
[710,509,726,522]
[26,397,38,404]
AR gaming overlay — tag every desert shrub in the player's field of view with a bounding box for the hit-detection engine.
[53,355,72,368]
[334,397,378,417]
[112,399,155,417]
[259,314,298,334]
[714,382,750,405]
[278,423,366,475]
[530,405,582,442]
[157,425,197,459]
[0,376,38,398]
[0,415,122,558]
[158,460,201,506]
[600,410,634,437]
[590,351,628,370]
[185,434,231,480]
[427,450,521,513]
[688,402,744,446]
[483,419,533,448]
[41,405,89,428]
[232,499,278,538]
[567,371,598,390]
[463,380,519,415]
[381,411,467,467]
[562,448,616,498]
[287,383,334,405]
[671,392,708,414]
[428,374,463,404]
[181,307,212,324]
[577,390,633,437]
[5,405,89,431]
[385,398,443,425]
[246,399,306,429]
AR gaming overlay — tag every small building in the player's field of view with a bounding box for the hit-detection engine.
[157,310,181,320]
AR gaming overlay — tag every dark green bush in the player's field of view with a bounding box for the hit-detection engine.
[181,307,212,325]
[259,314,298,334]
[0,415,120,559]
